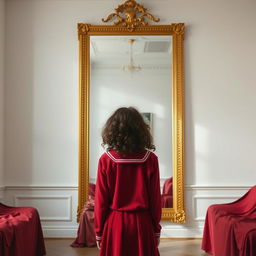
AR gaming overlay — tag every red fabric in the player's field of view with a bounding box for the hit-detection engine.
[95,150,162,256]
[89,183,96,198]
[202,185,256,256]
[242,229,256,256]
[161,195,173,208]
[161,177,173,208]
[71,184,97,247]
[0,203,46,256]
[162,177,173,195]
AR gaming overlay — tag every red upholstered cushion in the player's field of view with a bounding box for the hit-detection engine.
[202,186,256,256]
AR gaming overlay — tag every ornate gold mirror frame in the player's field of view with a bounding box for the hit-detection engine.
[77,0,185,223]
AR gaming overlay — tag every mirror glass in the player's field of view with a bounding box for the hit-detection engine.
[89,35,173,209]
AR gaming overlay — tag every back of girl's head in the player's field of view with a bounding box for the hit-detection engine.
[101,107,155,154]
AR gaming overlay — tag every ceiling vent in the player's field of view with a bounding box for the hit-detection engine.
[144,41,170,53]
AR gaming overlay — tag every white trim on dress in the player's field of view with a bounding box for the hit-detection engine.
[106,150,150,163]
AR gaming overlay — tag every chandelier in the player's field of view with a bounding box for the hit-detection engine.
[123,39,141,72]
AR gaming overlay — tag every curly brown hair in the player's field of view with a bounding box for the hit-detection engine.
[101,107,155,154]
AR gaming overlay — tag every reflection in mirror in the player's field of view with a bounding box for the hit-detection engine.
[89,35,173,209]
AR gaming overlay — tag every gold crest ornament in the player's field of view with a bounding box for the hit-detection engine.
[102,0,160,32]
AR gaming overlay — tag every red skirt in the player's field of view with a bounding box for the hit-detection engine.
[100,210,159,256]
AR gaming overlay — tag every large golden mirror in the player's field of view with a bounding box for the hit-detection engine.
[77,0,185,223]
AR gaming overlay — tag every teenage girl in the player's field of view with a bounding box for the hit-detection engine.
[94,107,162,256]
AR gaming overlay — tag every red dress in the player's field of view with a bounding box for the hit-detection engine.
[94,150,162,256]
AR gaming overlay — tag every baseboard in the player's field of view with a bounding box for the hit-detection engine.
[161,227,204,238]
[42,226,204,239]
[42,226,78,238]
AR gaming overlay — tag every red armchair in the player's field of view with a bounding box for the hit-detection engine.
[202,186,256,256]
[71,183,96,247]
[0,203,46,256]
[161,177,173,208]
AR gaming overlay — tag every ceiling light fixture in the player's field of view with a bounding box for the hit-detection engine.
[123,39,141,72]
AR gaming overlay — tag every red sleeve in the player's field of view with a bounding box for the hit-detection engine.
[149,156,162,237]
[94,157,110,241]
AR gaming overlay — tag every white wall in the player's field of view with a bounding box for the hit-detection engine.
[0,0,4,190]
[4,0,256,237]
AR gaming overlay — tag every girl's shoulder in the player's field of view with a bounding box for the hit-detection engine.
[148,150,158,159]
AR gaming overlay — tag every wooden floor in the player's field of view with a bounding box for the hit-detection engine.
[45,238,211,256]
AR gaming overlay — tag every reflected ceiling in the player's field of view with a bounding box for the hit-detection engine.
[90,36,172,69]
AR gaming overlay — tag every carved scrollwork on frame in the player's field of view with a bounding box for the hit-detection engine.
[102,0,160,32]
[78,24,90,38]
[161,210,186,223]
[174,211,186,223]
[173,23,185,35]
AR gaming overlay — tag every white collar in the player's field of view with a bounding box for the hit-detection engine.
[106,150,150,163]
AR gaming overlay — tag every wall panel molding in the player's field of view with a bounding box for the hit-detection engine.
[4,186,78,238]
[0,186,5,203]
[5,185,78,190]
[185,185,253,190]
[160,185,252,238]
[2,185,253,238]
[14,195,72,221]
[192,195,239,221]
